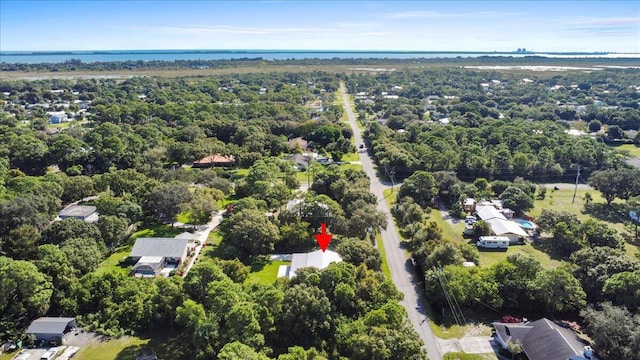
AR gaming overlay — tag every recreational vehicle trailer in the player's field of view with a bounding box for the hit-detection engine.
[476,236,509,249]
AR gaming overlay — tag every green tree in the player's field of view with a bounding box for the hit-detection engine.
[217,341,270,360]
[35,244,78,314]
[398,171,438,208]
[589,169,640,205]
[41,218,103,246]
[531,268,586,313]
[280,283,333,348]
[581,303,640,360]
[603,269,640,312]
[61,175,95,203]
[60,237,104,276]
[143,184,193,224]
[220,208,280,258]
[335,237,382,271]
[588,120,602,132]
[0,256,53,340]
[4,225,41,260]
[500,186,534,214]
[96,215,129,249]
[473,220,491,238]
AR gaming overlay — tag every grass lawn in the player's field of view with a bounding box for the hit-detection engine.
[341,152,360,162]
[528,187,639,257]
[95,247,132,275]
[383,188,398,209]
[207,230,223,246]
[374,231,392,280]
[476,243,560,268]
[75,336,149,360]
[128,224,185,243]
[443,352,498,360]
[609,143,640,157]
[74,332,189,360]
[245,260,290,285]
[338,163,362,172]
[176,211,191,224]
[1,352,15,360]
[296,170,311,184]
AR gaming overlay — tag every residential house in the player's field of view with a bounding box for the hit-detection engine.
[192,154,236,168]
[278,249,342,278]
[493,318,591,360]
[285,153,309,171]
[475,205,528,243]
[129,238,191,277]
[26,317,76,343]
[58,205,99,223]
[47,111,68,124]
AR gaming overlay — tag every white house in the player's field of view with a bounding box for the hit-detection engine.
[475,205,528,243]
[47,111,68,124]
[278,249,342,278]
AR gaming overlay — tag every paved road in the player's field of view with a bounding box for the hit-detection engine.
[339,85,443,360]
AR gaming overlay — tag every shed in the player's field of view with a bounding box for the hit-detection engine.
[58,205,99,223]
[26,317,76,342]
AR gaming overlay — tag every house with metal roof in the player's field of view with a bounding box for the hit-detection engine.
[278,249,343,278]
[26,317,76,342]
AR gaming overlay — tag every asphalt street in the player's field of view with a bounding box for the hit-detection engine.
[340,85,444,360]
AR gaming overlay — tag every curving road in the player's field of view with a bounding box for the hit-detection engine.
[339,85,443,360]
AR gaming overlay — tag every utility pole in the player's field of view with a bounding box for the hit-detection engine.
[572,165,581,204]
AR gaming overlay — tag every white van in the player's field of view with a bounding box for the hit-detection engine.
[476,236,509,249]
[40,347,59,360]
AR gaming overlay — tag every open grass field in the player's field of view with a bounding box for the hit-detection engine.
[477,243,560,268]
[94,248,132,275]
[74,332,189,360]
[341,152,360,162]
[338,163,362,172]
[245,260,289,284]
[609,143,640,157]
[528,187,639,258]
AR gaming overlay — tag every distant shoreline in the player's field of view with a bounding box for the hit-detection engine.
[0,49,623,56]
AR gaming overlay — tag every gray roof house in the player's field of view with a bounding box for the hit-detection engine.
[493,318,590,360]
[58,205,99,223]
[129,238,190,264]
[26,317,76,342]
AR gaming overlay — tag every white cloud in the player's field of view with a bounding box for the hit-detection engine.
[382,10,526,19]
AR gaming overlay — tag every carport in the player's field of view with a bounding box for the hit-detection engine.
[26,317,76,343]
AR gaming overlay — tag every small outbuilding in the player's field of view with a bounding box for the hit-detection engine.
[58,205,99,223]
[26,317,76,343]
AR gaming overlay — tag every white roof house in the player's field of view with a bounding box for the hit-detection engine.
[279,249,343,278]
[486,218,529,239]
[476,206,506,221]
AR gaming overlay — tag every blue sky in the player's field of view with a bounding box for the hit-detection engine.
[1,1,638,52]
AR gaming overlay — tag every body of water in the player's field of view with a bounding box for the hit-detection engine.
[1,49,626,64]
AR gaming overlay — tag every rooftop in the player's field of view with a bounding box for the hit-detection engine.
[130,238,189,259]
[58,205,97,218]
[288,249,342,278]
[26,317,76,335]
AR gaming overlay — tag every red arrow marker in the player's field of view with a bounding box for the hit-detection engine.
[315,223,333,252]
